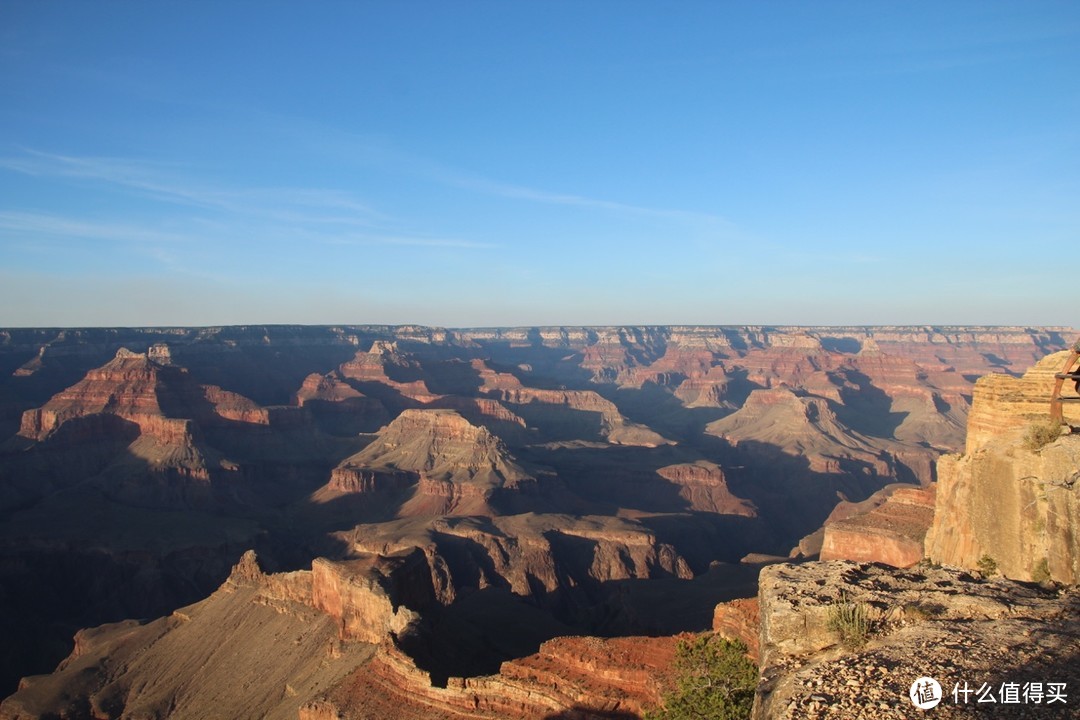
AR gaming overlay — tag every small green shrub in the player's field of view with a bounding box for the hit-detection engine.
[977,554,998,577]
[1032,557,1052,584]
[1024,418,1062,451]
[827,592,873,648]
[646,634,756,720]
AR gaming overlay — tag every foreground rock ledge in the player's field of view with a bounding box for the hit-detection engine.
[754,561,1079,720]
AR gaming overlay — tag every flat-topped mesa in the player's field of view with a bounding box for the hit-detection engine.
[490,386,673,447]
[656,461,757,516]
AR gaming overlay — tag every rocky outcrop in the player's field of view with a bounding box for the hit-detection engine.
[712,597,761,661]
[328,409,537,516]
[303,635,678,720]
[963,350,1080,452]
[0,547,682,720]
[820,485,935,568]
[343,514,694,604]
[656,461,757,516]
[491,387,672,447]
[0,551,373,720]
[311,553,434,643]
[923,350,1080,584]
[16,348,277,443]
[926,432,1080,584]
[1,324,1076,712]
[753,561,1079,720]
[707,388,896,476]
[293,371,390,435]
[338,342,440,403]
[18,348,172,441]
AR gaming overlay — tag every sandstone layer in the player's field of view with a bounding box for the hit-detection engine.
[819,485,936,568]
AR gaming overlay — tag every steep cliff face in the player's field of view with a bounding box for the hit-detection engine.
[338,341,440,404]
[923,350,1080,584]
[926,434,1080,584]
[18,348,174,441]
[1,324,1075,713]
[819,485,936,568]
[656,462,757,516]
[310,553,434,643]
[294,371,390,434]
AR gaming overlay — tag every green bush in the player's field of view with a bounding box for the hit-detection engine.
[1032,557,1052,584]
[977,554,998,577]
[1024,417,1062,451]
[646,634,757,720]
[827,591,872,648]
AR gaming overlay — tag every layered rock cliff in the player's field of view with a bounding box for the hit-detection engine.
[924,350,1080,584]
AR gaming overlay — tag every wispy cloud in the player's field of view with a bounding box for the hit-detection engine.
[0,147,501,255]
[321,234,497,250]
[317,132,742,231]
[0,210,194,245]
[0,148,387,227]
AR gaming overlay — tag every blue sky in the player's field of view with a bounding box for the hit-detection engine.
[1,1,1078,327]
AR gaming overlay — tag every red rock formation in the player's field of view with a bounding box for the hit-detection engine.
[963,350,1080,452]
[18,348,169,440]
[327,467,413,494]
[339,342,440,402]
[492,387,671,446]
[343,513,694,602]
[673,365,734,408]
[471,359,524,391]
[311,554,432,643]
[304,634,679,720]
[819,485,935,568]
[295,371,367,405]
[656,462,757,516]
[712,597,760,662]
[926,352,1080,583]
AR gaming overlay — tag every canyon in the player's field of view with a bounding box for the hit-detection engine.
[0,324,1074,718]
